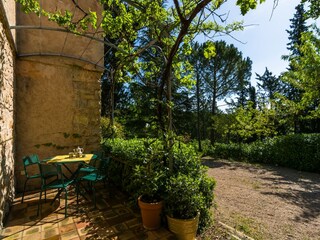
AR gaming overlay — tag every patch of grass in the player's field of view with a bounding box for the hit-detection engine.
[252,181,261,190]
[198,221,232,240]
[231,213,265,240]
[239,178,261,190]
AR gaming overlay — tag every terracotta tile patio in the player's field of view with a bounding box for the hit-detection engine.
[1,185,175,240]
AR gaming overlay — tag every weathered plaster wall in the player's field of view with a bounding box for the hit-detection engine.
[15,57,102,191]
[0,2,16,228]
[14,0,104,192]
[0,0,103,228]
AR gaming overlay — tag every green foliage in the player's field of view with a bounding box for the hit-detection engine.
[101,117,125,139]
[207,142,245,160]
[207,134,320,172]
[191,139,212,155]
[189,41,252,143]
[33,131,84,150]
[102,138,163,197]
[212,113,236,143]
[236,0,265,15]
[102,138,148,165]
[256,67,283,101]
[72,133,82,138]
[200,41,252,104]
[282,3,308,62]
[16,0,97,32]
[16,0,264,139]
[303,0,320,19]
[279,6,320,134]
[102,138,215,232]
[203,41,216,59]
[282,28,320,118]
[226,103,278,142]
[15,0,262,73]
[131,139,167,202]
[15,0,40,14]
[281,3,307,106]
[133,165,166,203]
[165,173,204,219]
[63,133,70,138]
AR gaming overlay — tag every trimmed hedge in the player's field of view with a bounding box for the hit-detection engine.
[207,134,320,172]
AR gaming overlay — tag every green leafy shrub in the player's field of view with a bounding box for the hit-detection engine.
[165,173,204,219]
[101,117,125,139]
[208,134,320,172]
[266,134,320,171]
[190,139,212,156]
[207,143,246,161]
[130,139,167,203]
[132,165,166,203]
[102,138,156,194]
[102,138,216,232]
[170,143,215,232]
[172,143,202,176]
[164,170,215,230]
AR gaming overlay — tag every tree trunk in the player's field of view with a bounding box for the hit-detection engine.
[157,0,213,172]
[210,70,217,145]
[196,72,202,152]
[110,69,115,140]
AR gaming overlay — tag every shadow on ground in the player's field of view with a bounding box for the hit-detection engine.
[1,186,174,239]
[203,157,320,223]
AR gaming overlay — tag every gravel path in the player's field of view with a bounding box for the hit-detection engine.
[204,158,320,240]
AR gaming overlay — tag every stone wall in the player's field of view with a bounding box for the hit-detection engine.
[0,1,103,226]
[0,2,16,228]
[15,57,102,191]
[14,0,104,192]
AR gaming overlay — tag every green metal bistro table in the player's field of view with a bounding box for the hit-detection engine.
[44,154,97,203]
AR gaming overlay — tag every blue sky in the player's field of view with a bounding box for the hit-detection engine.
[215,0,301,86]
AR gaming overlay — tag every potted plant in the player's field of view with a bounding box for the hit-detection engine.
[132,139,167,230]
[164,173,204,240]
[103,136,215,234]
[134,165,166,230]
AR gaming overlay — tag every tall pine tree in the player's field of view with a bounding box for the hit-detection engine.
[284,3,308,61]
[191,41,252,144]
[281,3,309,133]
[256,67,282,103]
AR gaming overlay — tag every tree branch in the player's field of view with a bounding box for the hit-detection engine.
[173,0,186,22]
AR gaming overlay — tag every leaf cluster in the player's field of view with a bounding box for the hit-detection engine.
[282,26,320,119]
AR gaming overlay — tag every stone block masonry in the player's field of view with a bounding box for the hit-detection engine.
[15,57,102,192]
[0,5,16,228]
[0,0,104,229]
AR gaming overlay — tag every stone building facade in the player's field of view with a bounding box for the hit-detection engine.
[0,0,16,229]
[0,1,103,227]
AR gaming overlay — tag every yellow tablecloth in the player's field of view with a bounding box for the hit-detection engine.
[45,154,95,164]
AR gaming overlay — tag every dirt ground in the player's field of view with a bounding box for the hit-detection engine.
[203,158,320,240]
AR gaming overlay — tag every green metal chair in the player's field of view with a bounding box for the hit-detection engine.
[77,151,102,175]
[76,157,110,208]
[37,163,74,218]
[21,154,57,203]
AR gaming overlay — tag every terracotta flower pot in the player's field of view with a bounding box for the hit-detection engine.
[167,212,199,240]
[138,196,163,230]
